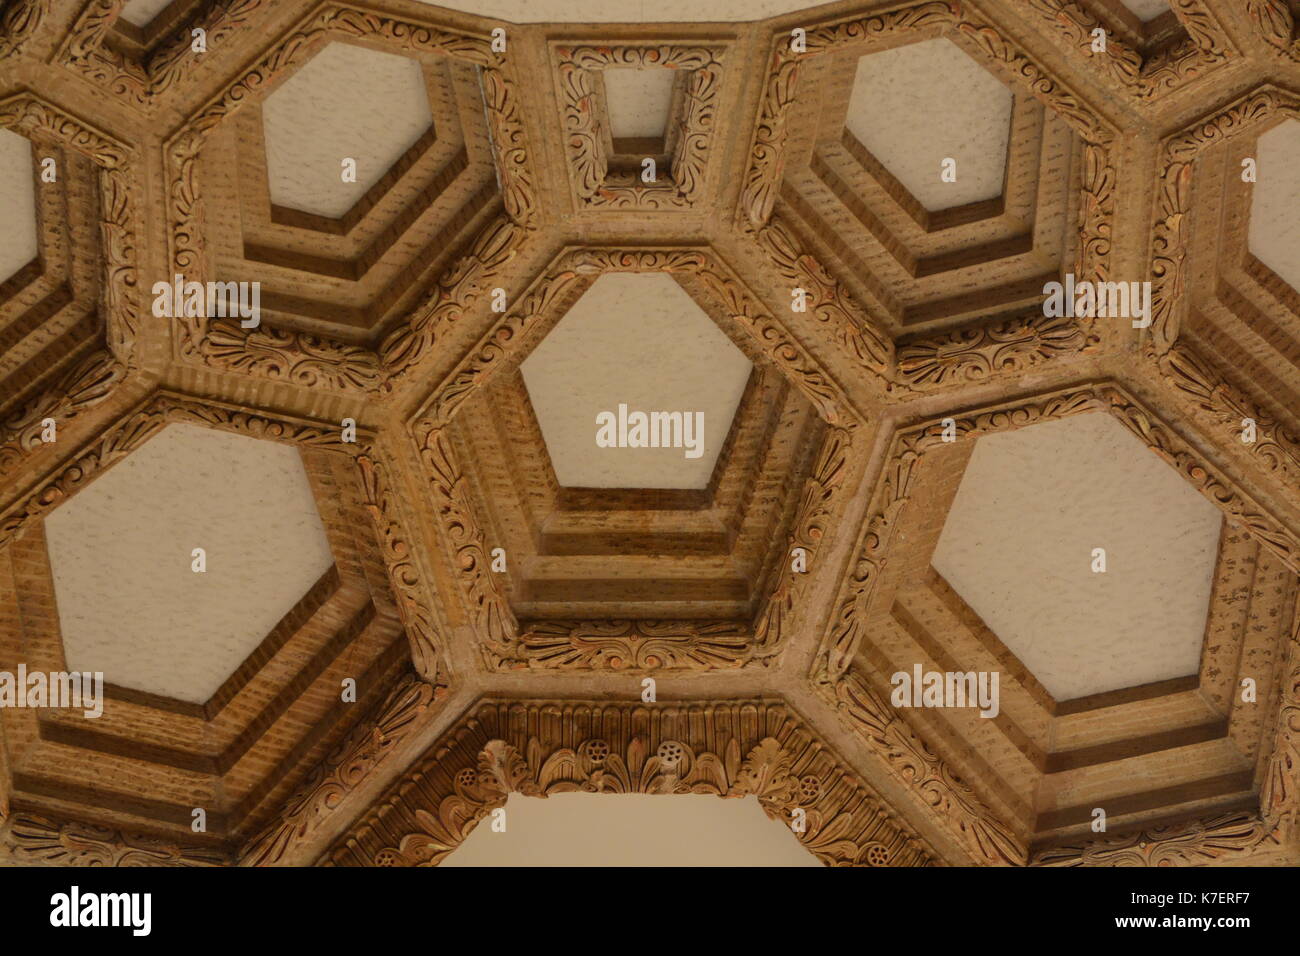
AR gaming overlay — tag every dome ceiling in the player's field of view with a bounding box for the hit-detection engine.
[0,0,1298,869]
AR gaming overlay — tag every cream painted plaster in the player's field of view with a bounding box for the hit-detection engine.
[44,424,335,704]
[1248,118,1300,294]
[1119,0,1171,22]
[414,0,840,23]
[261,42,432,218]
[931,412,1221,701]
[443,792,821,866]
[520,273,752,489]
[604,68,676,140]
[845,38,1012,211]
[0,129,37,286]
[118,0,174,27]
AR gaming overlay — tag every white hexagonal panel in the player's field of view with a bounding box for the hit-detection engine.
[1248,118,1300,293]
[262,42,432,218]
[0,128,38,285]
[444,793,820,866]
[844,38,1012,211]
[931,412,1222,701]
[44,424,334,703]
[520,273,752,489]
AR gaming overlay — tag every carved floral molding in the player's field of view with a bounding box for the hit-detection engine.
[0,812,228,867]
[239,669,440,865]
[1024,0,1239,101]
[325,699,938,867]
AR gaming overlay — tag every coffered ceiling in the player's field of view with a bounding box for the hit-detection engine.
[0,0,1298,869]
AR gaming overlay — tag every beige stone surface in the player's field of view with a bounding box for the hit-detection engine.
[261,42,432,218]
[604,67,676,140]
[118,0,175,27]
[520,273,752,489]
[844,38,1012,211]
[1249,118,1300,294]
[0,129,36,285]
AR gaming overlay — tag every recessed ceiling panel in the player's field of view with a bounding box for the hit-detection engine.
[261,42,432,218]
[844,38,1012,211]
[0,129,38,285]
[1248,118,1300,293]
[443,792,820,866]
[44,424,335,703]
[604,68,676,140]
[520,273,752,489]
[932,412,1222,701]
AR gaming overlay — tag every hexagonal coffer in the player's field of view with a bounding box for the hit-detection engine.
[790,30,1082,345]
[0,404,411,847]
[826,388,1299,846]
[415,249,860,671]
[192,38,498,340]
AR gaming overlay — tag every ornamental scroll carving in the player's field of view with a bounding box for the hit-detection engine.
[1,812,227,867]
[55,0,276,108]
[895,312,1094,391]
[827,669,1027,866]
[0,0,45,59]
[1245,0,1298,59]
[1030,811,1284,866]
[1025,0,1237,100]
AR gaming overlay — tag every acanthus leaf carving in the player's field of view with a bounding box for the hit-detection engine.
[326,700,938,867]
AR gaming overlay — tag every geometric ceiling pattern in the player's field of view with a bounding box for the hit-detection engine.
[0,0,1298,868]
